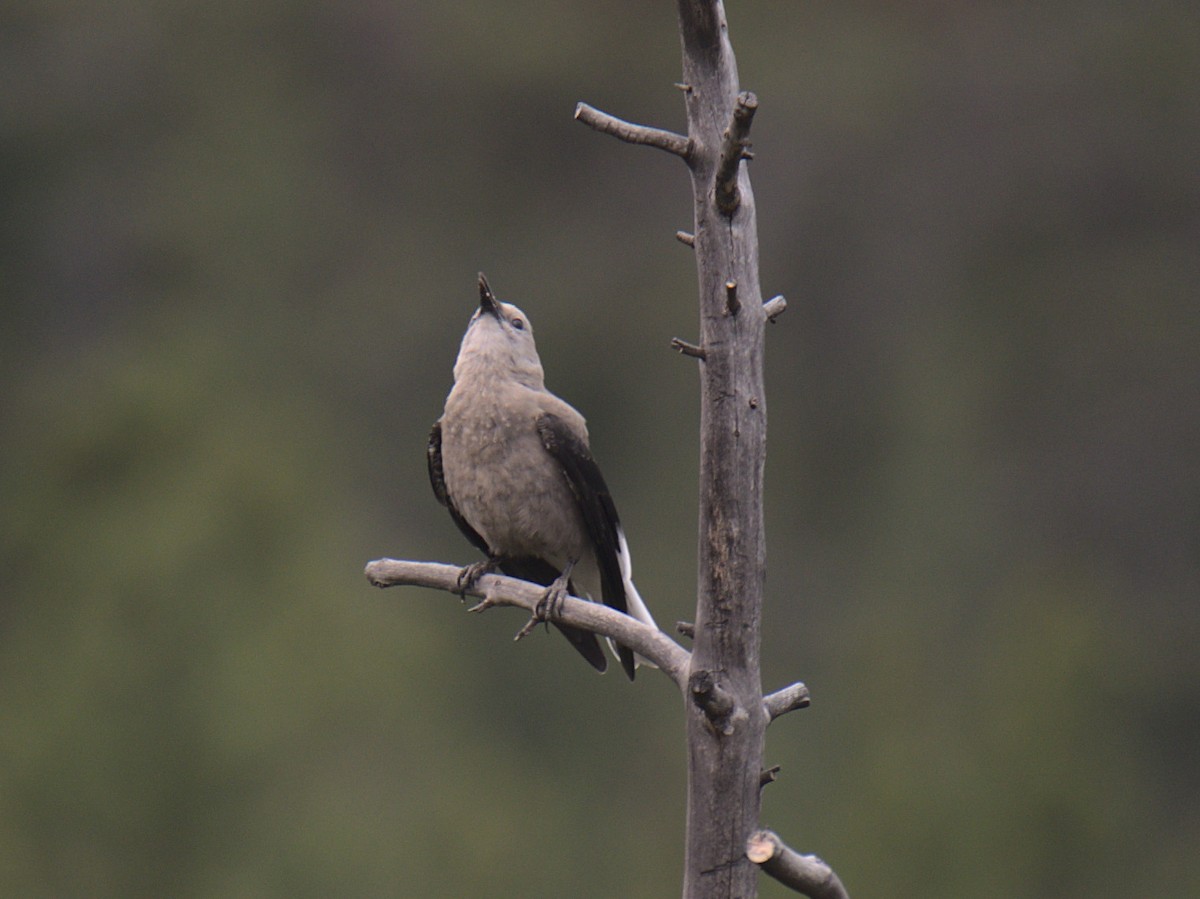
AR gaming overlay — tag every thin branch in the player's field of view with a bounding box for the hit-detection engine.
[671,337,707,359]
[364,558,691,689]
[764,681,810,722]
[759,765,782,788]
[763,294,787,322]
[746,830,850,899]
[676,230,696,247]
[715,91,759,215]
[574,102,692,159]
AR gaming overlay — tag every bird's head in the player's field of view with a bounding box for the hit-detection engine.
[454,273,546,388]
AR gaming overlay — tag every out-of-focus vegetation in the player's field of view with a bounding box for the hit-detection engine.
[2,1,1197,896]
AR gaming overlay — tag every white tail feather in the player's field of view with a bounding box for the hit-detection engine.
[611,529,659,668]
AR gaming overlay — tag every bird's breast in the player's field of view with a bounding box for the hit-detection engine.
[440,390,586,564]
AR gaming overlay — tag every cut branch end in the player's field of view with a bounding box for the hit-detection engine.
[746,830,850,899]
[764,682,811,722]
[760,765,782,788]
[725,279,741,315]
[763,294,787,322]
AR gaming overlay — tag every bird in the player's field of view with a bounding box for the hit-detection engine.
[427,273,657,679]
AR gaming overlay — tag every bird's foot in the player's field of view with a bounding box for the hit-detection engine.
[534,560,575,621]
[514,560,576,642]
[456,558,498,598]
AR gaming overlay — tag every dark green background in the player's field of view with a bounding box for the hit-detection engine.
[3,2,1197,896]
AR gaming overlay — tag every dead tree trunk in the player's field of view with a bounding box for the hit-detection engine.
[579,6,841,895]
[675,2,769,894]
[366,2,848,896]
[586,4,782,894]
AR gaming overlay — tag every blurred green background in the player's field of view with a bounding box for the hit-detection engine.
[2,1,1197,896]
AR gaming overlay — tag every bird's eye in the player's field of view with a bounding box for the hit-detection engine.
[510,317,525,330]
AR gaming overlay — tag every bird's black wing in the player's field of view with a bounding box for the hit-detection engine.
[536,412,636,679]
[427,421,490,556]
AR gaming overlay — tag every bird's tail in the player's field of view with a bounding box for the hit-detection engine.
[617,578,659,671]
[611,530,659,671]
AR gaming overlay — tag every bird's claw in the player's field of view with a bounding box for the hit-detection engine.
[456,559,497,598]
[534,581,567,622]
[514,561,576,642]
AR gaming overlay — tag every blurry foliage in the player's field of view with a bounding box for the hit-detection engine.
[1,1,1198,896]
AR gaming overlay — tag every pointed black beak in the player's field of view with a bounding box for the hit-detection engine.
[478,273,500,318]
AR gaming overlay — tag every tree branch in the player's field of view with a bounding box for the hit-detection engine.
[762,294,787,322]
[763,681,810,722]
[671,337,707,359]
[364,558,691,689]
[745,830,850,899]
[715,90,758,215]
[574,102,693,159]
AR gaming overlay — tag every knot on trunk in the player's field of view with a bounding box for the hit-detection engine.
[689,669,742,735]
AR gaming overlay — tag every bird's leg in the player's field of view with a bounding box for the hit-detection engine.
[514,560,577,642]
[456,556,500,598]
[536,559,576,621]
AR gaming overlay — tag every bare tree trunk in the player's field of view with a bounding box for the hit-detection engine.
[674,3,769,897]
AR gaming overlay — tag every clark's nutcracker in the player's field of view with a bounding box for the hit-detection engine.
[428,274,657,679]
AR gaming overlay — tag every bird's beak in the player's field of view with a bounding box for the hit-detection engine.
[477,273,500,319]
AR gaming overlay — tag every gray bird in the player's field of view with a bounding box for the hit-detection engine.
[428,274,657,678]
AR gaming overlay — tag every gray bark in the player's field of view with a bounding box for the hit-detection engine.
[673,3,770,896]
